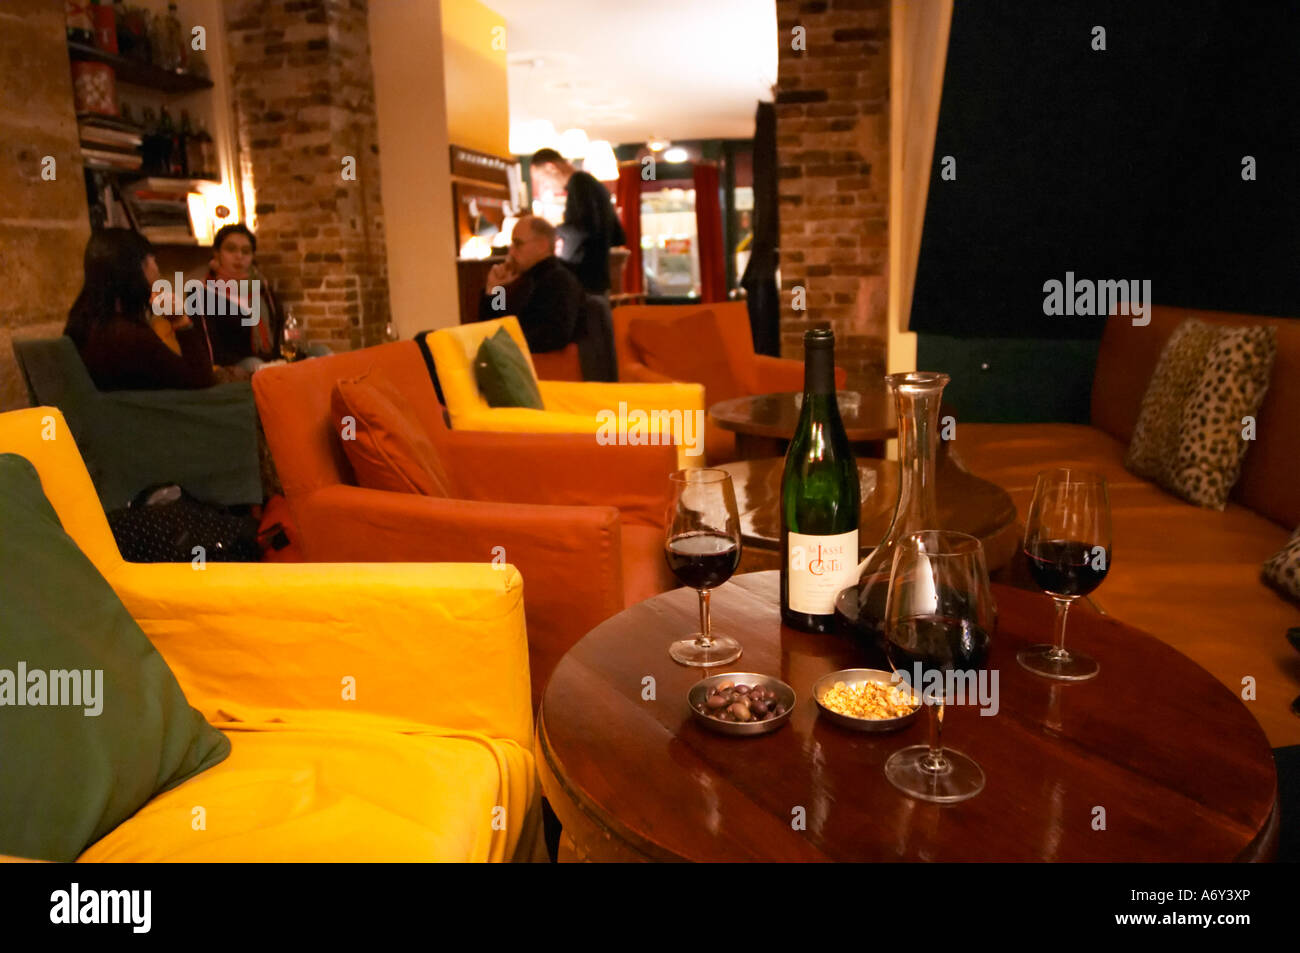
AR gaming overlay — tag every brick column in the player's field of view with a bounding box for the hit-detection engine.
[224,0,389,351]
[775,0,889,389]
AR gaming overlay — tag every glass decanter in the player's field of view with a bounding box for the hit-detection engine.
[850,371,950,646]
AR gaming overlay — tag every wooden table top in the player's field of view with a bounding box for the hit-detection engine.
[709,390,897,442]
[718,456,1019,571]
[537,571,1278,862]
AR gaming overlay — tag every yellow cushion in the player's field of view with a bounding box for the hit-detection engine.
[429,317,539,420]
[80,718,535,862]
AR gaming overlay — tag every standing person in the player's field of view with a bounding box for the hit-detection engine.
[65,229,216,391]
[479,214,585,353]
[197,224,284,370]
[529,148,626,294]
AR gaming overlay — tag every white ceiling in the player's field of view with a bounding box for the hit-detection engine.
[481,0,778,149]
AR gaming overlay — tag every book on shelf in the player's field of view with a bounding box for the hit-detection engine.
[79,125,143,149]
[139,226,197,245]
[82,147,143,171]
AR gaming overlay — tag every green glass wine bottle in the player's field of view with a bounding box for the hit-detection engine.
[780,328,860,633]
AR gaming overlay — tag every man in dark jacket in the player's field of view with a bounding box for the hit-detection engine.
[529,148,626,294]
[479,213,585,353]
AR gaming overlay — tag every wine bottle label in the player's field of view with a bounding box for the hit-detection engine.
[787,530,859,615]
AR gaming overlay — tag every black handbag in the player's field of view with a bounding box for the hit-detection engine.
[106,484,263,563]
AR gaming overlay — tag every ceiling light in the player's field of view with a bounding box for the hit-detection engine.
[509,119,559,156]
[647,138,669,152]
[559,128,589,160]
[584,141,619,181]
[663,147,689,163]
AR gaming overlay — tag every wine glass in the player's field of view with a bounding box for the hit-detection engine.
[883,530,994,804]
[280,306,302,362]
[664,469,743,667]
[1017,468,1112,681]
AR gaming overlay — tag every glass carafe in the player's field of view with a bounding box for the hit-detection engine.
[851,371,950,646]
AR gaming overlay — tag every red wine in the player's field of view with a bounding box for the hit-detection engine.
[886,614,991,675]
[1025,539,1108,597]
[665,532,740,590]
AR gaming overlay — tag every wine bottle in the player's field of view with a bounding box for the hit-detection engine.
[780,328,860,633]
[66,1,95,44]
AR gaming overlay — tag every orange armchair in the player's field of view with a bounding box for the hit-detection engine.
[612,301,847,462]
[252,342,679,704]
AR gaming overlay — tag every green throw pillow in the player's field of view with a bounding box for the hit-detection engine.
[474,328,544,409]
[0,454,231,862]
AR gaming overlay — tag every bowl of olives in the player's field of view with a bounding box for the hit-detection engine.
[688,672,795,737]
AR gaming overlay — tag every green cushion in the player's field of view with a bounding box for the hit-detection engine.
[473,328,544,410]
[0,454,231,861]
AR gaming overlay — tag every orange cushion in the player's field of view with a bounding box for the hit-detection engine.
[330,371,457,497]
[627,310,749,406]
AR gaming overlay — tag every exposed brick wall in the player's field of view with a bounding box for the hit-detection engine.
[223,0,389,351]
[0,0,92,410]
[775,0,889,390]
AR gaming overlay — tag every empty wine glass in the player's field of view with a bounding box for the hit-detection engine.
[883,530,994,804]
[664,469,743,667]
[1018,468,1112,681]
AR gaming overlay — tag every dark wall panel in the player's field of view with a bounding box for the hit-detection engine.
[912,0,1299,363]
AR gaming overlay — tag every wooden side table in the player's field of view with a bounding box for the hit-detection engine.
[709,390,897,459]
[718,455,1020,574]
[537,572,1278,862]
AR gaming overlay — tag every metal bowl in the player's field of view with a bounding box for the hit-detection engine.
[812,668,920,733]
[688,672,795,737]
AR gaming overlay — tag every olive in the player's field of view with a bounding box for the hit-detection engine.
[773,704,786,716]
[751,699,769,716]
[728,702,753,721]
[716,681,734,693]
[735,684,751,695]
[706,694,728,709]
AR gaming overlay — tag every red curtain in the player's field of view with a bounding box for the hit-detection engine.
[693,163,726,303]
[615,164,643,295]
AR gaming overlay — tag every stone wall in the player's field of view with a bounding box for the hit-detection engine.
[0,0,91,411]
[223,0,389,351]
[775,0,889,390]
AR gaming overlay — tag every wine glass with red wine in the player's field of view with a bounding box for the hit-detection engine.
[1018,468,1112,681]
[883,530,995,803]
[664,468,743,667]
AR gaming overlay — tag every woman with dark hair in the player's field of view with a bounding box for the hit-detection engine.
[197,223,284,368]
[65,229,215,390]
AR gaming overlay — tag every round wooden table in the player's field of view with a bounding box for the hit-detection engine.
[709,390,897,458]
[718,456,1020,574]
[536,572,1278,862]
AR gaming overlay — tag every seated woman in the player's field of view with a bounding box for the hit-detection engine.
[195,224,284,371]
[65,229,215,391]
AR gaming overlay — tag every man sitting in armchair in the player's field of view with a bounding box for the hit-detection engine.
[478,214,584,354]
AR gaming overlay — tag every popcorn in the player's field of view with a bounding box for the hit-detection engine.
[821,679,918,720]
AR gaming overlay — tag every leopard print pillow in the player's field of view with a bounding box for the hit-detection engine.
[1125,319,1277,509]
[1262,526,1300,604]
[1170,325,1276,508]
[1124,319,1221,486]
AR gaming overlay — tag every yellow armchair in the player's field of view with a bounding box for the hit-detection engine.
[0,407,539,863]
[428,316,707,467]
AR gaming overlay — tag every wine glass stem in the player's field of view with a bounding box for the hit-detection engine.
[1051,596,1074,660]
[924,699,947,772]
[697,588,713,647]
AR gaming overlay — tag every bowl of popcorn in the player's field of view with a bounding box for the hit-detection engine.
[812,668,920,732]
